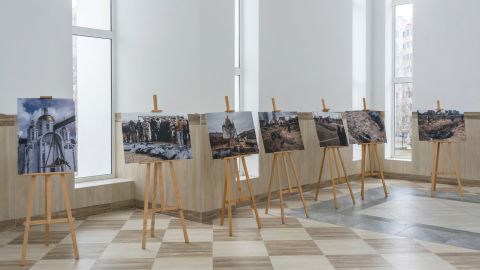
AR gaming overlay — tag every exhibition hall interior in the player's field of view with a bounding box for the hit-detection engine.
[1,0,480,269]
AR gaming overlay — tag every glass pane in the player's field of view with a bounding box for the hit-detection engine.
[72,0,110,30]
[73,36,112,178]
[394,83,413,159]
[394,4,413,77]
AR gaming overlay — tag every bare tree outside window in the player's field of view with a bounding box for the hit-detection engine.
[393,3,413,159]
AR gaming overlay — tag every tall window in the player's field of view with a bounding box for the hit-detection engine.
[72,0,113,180]
[392,2,413,159]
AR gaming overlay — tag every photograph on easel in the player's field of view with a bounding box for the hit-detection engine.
[17,98,77,174]
[417,110,466,142]
[345,110,387,144]
[121,112,192,163]
[205,112,258,159]
[313,112,349,147]
[258,111,304,153]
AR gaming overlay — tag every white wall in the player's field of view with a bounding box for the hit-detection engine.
[114,0,234,114]
[413,0,480,111]
[259,0,353,112]
[0,0,72,114]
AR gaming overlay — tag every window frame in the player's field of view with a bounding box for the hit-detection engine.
[72,0,115,182]
[390,0,413,160]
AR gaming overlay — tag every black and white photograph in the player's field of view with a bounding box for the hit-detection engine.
[17,98,77,174]
[205,112,258,159]
[313,112,349,147]
[258,111,304,153]
[345,110,387,144]
[121,112,192,163]
[417,110,466,142]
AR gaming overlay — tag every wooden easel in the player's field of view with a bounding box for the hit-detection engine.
[430,100,464,197]
[314,99,356,208]
[264,98,309,224]
[141,95,189,249]
[358,98,388,200]
[219,96,262,236]
[20,96,79,266]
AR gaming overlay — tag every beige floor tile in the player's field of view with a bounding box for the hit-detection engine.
[162,229,212,242]
[296,218,339,228]
[0,231,22,245]
[260,228,311,241]
[99,242,161,259]
[382,253,456,270]
[315,239,377,255]
[270,255,334,270]
[61,230,119,244]
[213,241,268,257]
[415,240,480,254]
[30,221,84,232]
[30,259,96,270]
[121,219,170,230]
[0,244,54,261]
[212,218,259,228]
[152,257,212,270]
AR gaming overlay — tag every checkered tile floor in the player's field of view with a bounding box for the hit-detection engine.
[0,179,479,269]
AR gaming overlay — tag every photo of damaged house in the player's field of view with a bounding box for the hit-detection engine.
[313,112,349,147]
[417,110,466,142]
[258,111,304,153]
[345,110,387,144]
[205,112,258,159]
[121,112,192,163]
[17,98,77,175]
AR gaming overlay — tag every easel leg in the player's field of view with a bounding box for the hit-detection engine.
[337,148,355,205]
[220,167,227,226]
[151,163,159,238]
[168,161,189,243]
[241,157,262,229]
[275,155,286,224]
[431,142,437,194]
[20,177,36,266]
[233,158,243,198]
[159,162,166,210]
[449,143,464,197]
[314,147,327,201]
[225,160,234,236]
[141,163,151,249]
[288,152,309,218]
[60,174,79,259]
[432,143,441,196]
[373,144,388,197]
[265,154,277,214]
[44,175,51,247]
[282,155,293,193]
[327,149,338,209]
[361,144,366,200]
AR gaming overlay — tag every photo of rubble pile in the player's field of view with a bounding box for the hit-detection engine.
[345,110,387,144]
[313,112,349,147]
[417,110,466,142]
[258,111,304,153]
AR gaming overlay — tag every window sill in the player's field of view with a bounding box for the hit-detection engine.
[75,178,134,189]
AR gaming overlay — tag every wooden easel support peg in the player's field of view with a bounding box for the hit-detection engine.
[436,100,442,112]
[362,97,367,111]
[321,99,330,112]
[271,98,281,112]
[152,94,163,113]
[225,96,234,112]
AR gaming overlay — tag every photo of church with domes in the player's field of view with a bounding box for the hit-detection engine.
[205,112,258,159]
[17,98,77,175]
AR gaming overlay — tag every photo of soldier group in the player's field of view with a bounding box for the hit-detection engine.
[121,112,192,163]
[205,112,259,159]
[417,110,466,142]
[345,110,387,144]
[313,112,349,147]
[258,111,304,153]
